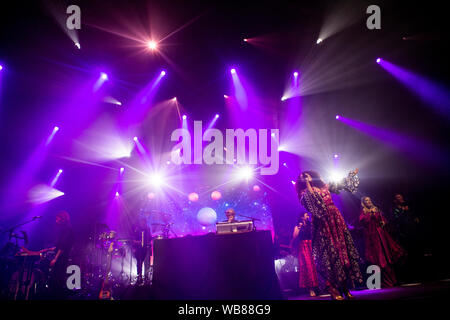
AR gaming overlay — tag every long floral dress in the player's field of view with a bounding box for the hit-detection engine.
[299,173,363,290]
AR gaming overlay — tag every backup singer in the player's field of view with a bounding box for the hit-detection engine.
[292,212,318,297]
[296,169,363,300]
[359,197,405,287]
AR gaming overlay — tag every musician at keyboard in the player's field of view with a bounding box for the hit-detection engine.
[224,208,239,223]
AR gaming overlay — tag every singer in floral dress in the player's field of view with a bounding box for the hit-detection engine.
[296,169,363,300]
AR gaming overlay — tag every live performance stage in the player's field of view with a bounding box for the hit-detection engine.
[1,0,449,305]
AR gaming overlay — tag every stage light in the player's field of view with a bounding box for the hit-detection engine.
[133,136,138,142]
[281,96,287,101]
[215,114,219,118]
[147,192,155,200]
[335,115,340,120]
[74,42,81,49]
[243,38,248,42]
[120,167,125,174]
[334,154,339,159]
[160,70,166,76]
[166,160,171,165]
[330,172,345,183]
[149,172,165,187]
[54,126,59,132]
[293,71,299,77]
[224,94,229,99]
[283,162,287,167]
[100,72,108,80]
[115,191,120,197]
[376,58,381,63]
[0,65,3,71]
[173,97,177,101]
[253,185,260,192]
[291,180,296,185]
[147,40,158,50]
[58,169,63,173]
[316,38,323,44]
[237,166,254,180]
[182,115,187,120]
[230,68,236,74]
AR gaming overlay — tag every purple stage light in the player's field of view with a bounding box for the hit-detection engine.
[335,115,340,120]
[376,58,381,63]
[54,126,59,132]
[230,68,236,74]
[215,114,219,118]
[334,154,339,159]
[120,167,125,174]
[133,136,138,141]
[160,70,166,76]
[100,72,108,80]
[115,191,120,197]
[74,42,81,49]
[182,115,187,120]
[293,71,299,77]
[0,65,3,71]
[224,94,229,99]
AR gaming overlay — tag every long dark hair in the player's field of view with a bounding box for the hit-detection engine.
[295,170,326,196]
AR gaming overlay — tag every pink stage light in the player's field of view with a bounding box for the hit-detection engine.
[253,185,260,192]
[224,94,229,99]
[147,40,158,50]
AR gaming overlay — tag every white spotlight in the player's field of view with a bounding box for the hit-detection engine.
[316,38,323,44]
[74,42,81,49]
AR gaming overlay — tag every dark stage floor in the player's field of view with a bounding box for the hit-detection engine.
[286,279,450,300]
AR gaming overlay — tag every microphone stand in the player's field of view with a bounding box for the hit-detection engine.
[236,214,260,231]
[2,216,40,246]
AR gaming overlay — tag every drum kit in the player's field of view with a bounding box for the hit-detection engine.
[85,215,177,294]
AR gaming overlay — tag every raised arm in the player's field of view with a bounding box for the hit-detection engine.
[329,168,359,194]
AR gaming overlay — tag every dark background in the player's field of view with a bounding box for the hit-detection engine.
[0,0,449,280]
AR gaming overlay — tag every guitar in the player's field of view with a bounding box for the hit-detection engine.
[99,238,115,300]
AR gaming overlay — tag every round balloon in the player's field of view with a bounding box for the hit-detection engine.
[197,207,217,226]
[211,190,222,200]
[188,192,199,202]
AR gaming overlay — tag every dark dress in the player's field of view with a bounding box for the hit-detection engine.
[299,173,363,290]
[359,208,406,287]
